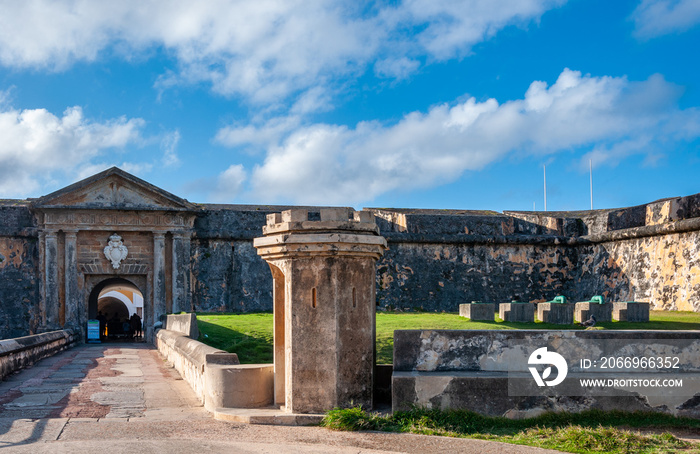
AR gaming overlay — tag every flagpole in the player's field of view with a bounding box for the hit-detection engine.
[544,165,547,212]
[589,159,593,210]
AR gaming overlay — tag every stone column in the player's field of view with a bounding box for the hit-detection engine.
[171,232,191,313]
[254,208,387,414]
[63,229,79,329]
[153,232,167,327]
[38,231,46,329]
[44,230,60,330]
[268,263,286,407]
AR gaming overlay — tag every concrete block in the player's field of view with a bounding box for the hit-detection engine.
[459,303,495,321]
[613,302,650,322]
[499,302,534,322]
[574,302,612,323]
[537,302,575,324]
[204,364,274,411]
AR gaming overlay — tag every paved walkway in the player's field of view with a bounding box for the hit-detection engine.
[0,344,562,453]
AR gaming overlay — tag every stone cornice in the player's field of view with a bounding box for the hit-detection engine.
[255,209,387,260]
[254,232,387,260]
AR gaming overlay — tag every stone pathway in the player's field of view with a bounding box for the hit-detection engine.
[0,344,563,453]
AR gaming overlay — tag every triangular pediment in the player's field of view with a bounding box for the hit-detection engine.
[32,167,196,211]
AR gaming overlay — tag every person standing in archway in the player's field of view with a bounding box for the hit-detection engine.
[130,313,142,339]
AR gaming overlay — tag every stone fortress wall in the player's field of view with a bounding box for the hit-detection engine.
[2,188,700,339]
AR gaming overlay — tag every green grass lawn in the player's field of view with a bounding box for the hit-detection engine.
[196,310,700,364]
[322,407,700,454]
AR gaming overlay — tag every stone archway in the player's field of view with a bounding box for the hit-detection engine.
[88,276,146,342]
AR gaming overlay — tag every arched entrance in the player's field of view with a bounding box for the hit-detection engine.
[88,277,145,342]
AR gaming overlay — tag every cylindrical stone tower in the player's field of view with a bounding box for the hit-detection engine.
[254,208,387,414]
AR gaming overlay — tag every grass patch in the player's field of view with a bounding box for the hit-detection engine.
[322,407,700,453]
[196,312,273,364]
[196,311,700,364]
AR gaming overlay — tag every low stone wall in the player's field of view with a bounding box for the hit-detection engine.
[163,313,199,338]
[155,328,273,411]
[392,330,700,419]
[0,329,79,379]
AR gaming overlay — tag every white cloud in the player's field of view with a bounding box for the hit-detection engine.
[212,164,247,202]
[232,69,700,205]
[0,104,145,197]
[374,57,421,80]
[632,0,700,38]
[385,0,566,60]
[0,1,566,109]
[160,130,181,167]
[215,116,301,149]
[0,87,11,107]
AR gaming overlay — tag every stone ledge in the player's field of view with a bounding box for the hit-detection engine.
[213,407,323,426]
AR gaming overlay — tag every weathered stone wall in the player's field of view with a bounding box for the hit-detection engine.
[0,204,40,338]
[575,229,700,311]
[392,329,700,418]
[376,241,576,312]
[2,191,700,339]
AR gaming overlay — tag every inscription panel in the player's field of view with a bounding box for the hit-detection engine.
[42,210,194,229]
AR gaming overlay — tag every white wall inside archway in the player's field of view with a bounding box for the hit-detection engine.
[98,284,143,318]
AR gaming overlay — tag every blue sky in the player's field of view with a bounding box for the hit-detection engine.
[0,0,698,212]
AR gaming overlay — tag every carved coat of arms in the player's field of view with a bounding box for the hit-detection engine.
[104,233,128,269]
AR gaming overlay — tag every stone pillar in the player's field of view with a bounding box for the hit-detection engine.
[44,230,60,330]
[171,232,191,313]
[38,231,46,329]
[153,232,167,327]
[254,208,387,414]
[63,229,79,329]
[269,263,286,407]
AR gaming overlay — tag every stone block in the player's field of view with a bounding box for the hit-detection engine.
[281,209,308,223]
[392,329,700,418]
[574,302,612,323]
[499,302,534,322]
[459,303,495,321]
[266,213,281,225]
[204,364,274,410]
[164,313,199,339]
[613,302,650,322]
[320,207,350,221]
[353,210,374,223]
[537,302,575,324]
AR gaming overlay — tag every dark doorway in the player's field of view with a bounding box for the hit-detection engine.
[88,277,145,342]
